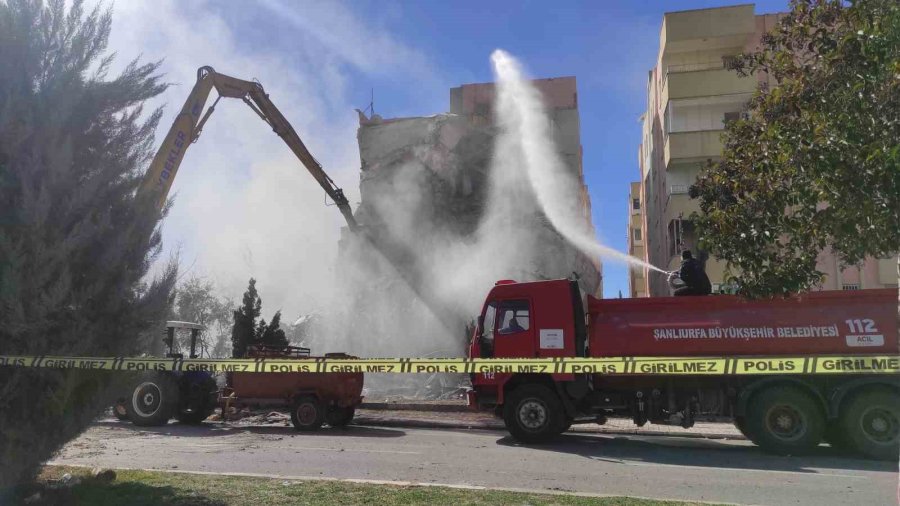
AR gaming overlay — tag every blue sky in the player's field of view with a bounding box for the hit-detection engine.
[223,0,788,298]
[110,1,788,315]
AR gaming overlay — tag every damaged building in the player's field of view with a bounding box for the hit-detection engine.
[336,77,602,360]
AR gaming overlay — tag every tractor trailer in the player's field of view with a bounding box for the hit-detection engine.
[468,279,899,460]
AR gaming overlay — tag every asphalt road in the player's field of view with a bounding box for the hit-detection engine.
[54,420,897,506]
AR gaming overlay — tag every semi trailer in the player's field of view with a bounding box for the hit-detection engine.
[468,279,899,460]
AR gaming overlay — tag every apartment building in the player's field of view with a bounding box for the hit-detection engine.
[632,3,897,297]
[627,181,648,297]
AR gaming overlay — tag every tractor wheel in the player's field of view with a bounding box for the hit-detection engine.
[125,373,178,426]
[176,377,218,425]
[291,395,325,431]
[745,386,824,455]
[326,406,356,427]
[503,384,565,443]
[837,389,899,461]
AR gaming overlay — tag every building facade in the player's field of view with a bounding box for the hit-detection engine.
[632,4,897,297]
[627,181,648,297]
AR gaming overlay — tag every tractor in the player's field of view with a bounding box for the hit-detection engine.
[113,321,218,426]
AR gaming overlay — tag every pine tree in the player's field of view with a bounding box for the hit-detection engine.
[0,0,176,488]
[231,278,261,358]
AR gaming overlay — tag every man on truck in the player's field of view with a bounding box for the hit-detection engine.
[670,250,712,296]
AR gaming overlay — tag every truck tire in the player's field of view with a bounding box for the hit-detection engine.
[291,395,324,431]
[745,386,825,455]
[326,406,355,427]
[836,389,899,461]
[503,384,565,443]
[176,377,217,425]
[125,374,178,426]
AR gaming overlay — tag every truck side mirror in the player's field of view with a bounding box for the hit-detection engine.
[476,315,484,340]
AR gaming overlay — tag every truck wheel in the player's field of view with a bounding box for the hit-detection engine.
[125,374,178,426]
[503,384,564,443]
[291,395,324,431]
[176,377,217,425]
[326,406,355,427]
[745,386,824,455]
[837,389,899,461]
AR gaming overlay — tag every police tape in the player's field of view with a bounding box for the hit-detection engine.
[0,354,898,375]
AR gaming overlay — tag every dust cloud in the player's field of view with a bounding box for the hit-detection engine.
[310,50,658,362]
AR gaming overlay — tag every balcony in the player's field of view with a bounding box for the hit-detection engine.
[662,65,757,106]
[665,130,724,166]
[661,5,755,55]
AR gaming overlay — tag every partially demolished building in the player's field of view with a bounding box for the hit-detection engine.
[337,77,602,358]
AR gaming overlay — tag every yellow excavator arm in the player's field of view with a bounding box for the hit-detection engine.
[140,66,461,335]
[139,66,357,229]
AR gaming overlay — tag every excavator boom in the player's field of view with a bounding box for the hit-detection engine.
[139,66,460,335]
[139,66,356,230]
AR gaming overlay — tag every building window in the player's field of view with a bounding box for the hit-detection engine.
[723,111,741,124]
[722,55,739,69]
[632,198,640,210]
[632,228,642,241]
[842,284,860,291]
[668,219,696,258]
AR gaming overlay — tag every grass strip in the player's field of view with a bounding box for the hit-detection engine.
[22,465,717,506]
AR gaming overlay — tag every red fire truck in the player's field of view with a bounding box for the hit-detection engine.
[468,279,898,460]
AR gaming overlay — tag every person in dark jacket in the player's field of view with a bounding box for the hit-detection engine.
[671,250,712,296]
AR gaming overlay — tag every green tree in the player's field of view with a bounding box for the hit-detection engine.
[257,310,288,348]
[0,0,176,488]
[691,0,899,297]
[231,278,261,358]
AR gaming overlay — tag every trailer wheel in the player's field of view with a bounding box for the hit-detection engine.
[326,406,355,427]
[291,395,324,431]
[176,377,217,425]
[837,389,899,461]
[745,386,824,455]
[125,374,178,426]
[503,384,564,443]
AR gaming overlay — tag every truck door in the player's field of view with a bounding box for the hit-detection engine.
[488,299,534,358]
